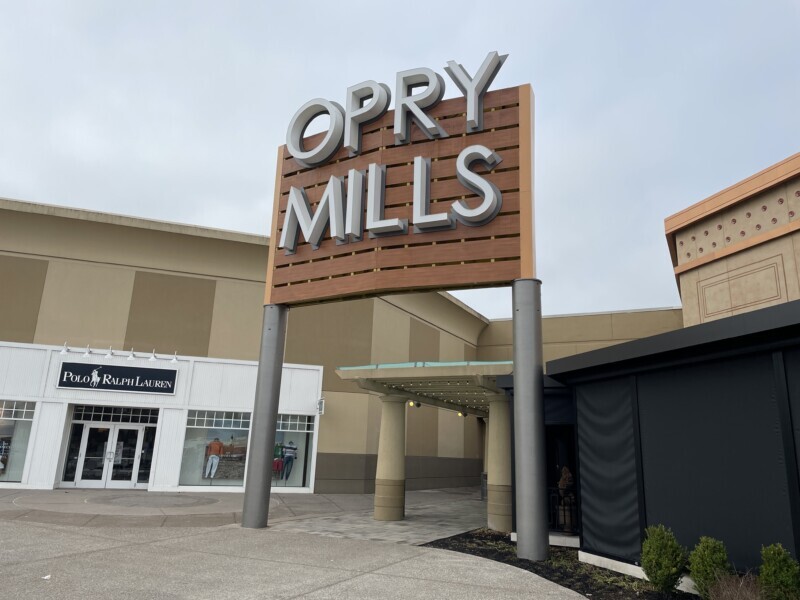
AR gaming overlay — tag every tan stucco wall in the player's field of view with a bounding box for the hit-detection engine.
[0,200,269,358]
[0,254,49,344]
[477,308,684,365]
[316,391,371,454]
[34,260,135,349]
[207,280,265,360]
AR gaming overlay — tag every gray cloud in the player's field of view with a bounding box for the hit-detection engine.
[1,1,797,318]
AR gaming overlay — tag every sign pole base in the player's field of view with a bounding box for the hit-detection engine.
[241,304,288,529]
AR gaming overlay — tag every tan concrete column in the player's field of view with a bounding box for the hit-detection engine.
[374,395,406,521]
[487,395,513,532]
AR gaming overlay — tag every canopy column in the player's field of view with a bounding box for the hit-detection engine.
[487,394,513,532]
[374,395,406,521]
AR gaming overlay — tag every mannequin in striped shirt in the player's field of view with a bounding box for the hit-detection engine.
[282,441,297,480]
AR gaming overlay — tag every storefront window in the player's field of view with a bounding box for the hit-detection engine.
[0,401,35,483]
[178,411,316,488]
[179,411,251,487]
[273,414,314,488]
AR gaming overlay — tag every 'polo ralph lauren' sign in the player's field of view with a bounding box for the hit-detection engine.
[58,363,177,395]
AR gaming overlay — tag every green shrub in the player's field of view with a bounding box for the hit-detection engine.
[642,524,687,594]
[709,573,763,600]
[690,537,732,599]
[760,543,800,600]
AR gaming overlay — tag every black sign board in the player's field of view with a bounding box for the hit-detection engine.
[58,362,177,395]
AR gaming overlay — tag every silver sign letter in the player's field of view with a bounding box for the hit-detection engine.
[345,168,365,242]
[393,68,448,144]
[412,156,453,232]
[444,51,508,133]
[367,163,407,236]
[451,145,503,226]
[279,176,346,254]
[344,81,391,155]
[286,98,345,168]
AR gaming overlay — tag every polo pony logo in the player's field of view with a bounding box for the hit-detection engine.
[90,368,101,388]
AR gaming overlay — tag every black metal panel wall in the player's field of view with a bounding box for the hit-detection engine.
[637,354,794,569]
[576,378,641,562]
[545,387,575,425]
[782,349,800,491]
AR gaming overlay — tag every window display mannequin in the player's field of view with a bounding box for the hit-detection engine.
[272,442,284,479]
[204,437,225,478]
[282,440,297,480]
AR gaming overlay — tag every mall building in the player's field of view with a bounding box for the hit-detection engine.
[1,151,798,570]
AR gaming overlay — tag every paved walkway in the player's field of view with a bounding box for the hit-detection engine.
[0,487,582,599]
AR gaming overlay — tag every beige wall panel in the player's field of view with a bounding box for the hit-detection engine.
[695,242,794,322]
[696,255,731,280]
[406,404,438,457]
[781,234,800,301]
[728,256,788,316]
[0,255,48,343]
[477,320,512,347]
[698,275,733,322]
[725,236,795,278]
[542,313,614,344]
[463,415,482,460]
[574,340,625,354]
[380,293,488,346]
[34,261,135,348]
[610,309,683,339]
[792,233,800,295]
[365,394,382,454]
[679,270,702,327]
[409,318,440,362]
[542,343,579,364]
[675,224,699,266]
[285,299,374,393]
[478,346,513,361]
[316,391,369,454]
[729,266,784,313]
[439,333,465,362]
[464,343,477,361]
[370,300,411,364]
[480,310,682,363]
[437,410,464,458]
[789,179,800,221]
[207,280,264,361]
[0,209,268,282]
[124,272,216,357]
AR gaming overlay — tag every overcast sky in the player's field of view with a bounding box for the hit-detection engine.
[1,2,798,318]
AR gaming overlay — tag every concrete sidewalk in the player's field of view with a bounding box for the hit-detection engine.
[0,487,582,599]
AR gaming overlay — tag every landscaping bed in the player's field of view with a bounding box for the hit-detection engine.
[423,528,694,599]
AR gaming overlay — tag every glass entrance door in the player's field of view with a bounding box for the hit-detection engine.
[77,426,110,487]
[75,425,145,489]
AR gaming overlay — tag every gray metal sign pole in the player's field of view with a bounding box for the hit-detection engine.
[512,278,549,560]
[241,304,288,528]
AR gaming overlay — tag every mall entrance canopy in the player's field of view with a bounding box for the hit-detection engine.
[336,361,516,532]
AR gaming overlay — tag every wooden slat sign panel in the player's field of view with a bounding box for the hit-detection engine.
[265,53,534,306]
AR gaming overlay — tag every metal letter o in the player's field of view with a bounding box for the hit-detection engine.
[286,98,345,168]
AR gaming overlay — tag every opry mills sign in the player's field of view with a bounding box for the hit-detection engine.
[250,52,546,564]
[265,50,534,306]
[279,51,509,253]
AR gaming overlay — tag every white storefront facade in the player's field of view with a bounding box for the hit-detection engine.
[0,341,322,493]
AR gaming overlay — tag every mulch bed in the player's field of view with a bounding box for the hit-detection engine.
[423,528,693,599]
